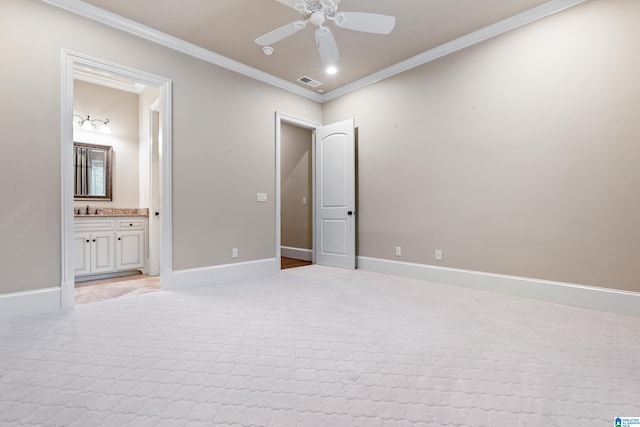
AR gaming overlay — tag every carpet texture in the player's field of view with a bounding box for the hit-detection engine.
[1,265,639,426]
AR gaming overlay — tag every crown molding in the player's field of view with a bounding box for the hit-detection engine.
[43,0,587,104]
[41,0,324,103]
[323,0,588,102]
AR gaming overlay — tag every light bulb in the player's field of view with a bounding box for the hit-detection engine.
[81,118,93,130]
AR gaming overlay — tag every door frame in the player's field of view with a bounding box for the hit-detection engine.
[60,50,174,308]
[275,112,321,265]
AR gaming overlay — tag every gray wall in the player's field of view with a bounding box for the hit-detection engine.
[1,0,638,297]
[73,80,140,208]
[324,0,640,292]
[281,123,313,251]
[0,0,321,294]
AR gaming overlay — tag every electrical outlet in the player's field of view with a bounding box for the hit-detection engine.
[395,246,402,257]
[232,248,238,258]
[435,249,443,261]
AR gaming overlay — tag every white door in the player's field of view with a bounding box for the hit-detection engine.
[315,118,356,269]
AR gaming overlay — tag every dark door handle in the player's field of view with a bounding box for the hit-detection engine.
[347,211,353,216]
[155,212,160,216]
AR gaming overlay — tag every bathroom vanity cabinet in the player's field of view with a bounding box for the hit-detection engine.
[74,216,147,278]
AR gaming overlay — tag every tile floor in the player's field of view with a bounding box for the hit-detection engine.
[75,274,160,305]
[1,265,639,426]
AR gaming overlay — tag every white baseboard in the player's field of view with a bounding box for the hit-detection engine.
[0,287,62,321]
[358,256,640,318]
[281,246,313,262]
[172,258,278,289]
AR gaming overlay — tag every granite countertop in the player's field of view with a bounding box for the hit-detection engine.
[74,207,149,217]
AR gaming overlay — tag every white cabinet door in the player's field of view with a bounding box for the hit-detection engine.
[74,233,91,276]
[116,230,145,271]
[91,232,115,274]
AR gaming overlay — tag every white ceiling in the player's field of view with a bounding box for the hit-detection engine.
[51,0,585,100]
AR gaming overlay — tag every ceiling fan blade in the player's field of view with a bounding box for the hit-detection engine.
[275,0,299,9]
[334,12,396,34]
[255,20,306,46]
[315,28,339,66]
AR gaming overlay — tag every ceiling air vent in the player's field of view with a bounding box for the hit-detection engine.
[297,76,322,88]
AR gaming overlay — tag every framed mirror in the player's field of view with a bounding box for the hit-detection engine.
[74,142,112,200]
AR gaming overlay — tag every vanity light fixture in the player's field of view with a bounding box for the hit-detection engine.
[73,114,111,133]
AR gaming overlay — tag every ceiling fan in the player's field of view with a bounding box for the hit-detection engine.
[255,0,396,66]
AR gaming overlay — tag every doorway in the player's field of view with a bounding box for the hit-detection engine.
[61,51,173,308]
[280,121,314,269]
[275,113,356,271]
[276,113,320,269]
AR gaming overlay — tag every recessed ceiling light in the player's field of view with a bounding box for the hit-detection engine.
[326,66,337,75]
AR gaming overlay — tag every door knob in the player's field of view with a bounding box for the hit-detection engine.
[155,212,160,216]
[347,211,353,216]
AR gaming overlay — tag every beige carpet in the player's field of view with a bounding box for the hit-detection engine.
[1,265,639,425]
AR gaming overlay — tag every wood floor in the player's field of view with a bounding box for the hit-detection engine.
[281,257,312,269]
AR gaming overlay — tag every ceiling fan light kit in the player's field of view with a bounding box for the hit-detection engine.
[256,0,396,68]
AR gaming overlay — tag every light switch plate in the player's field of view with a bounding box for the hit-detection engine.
[257,193,267,202]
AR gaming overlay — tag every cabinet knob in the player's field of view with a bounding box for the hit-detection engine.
[118,237,121,241]
[86,239,90,243]
[129,223,133,227]
[92,239,96,242]
[347,211,353,216]
[155,212,160,217]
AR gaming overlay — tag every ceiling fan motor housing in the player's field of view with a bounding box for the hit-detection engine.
[299,0,337,21]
